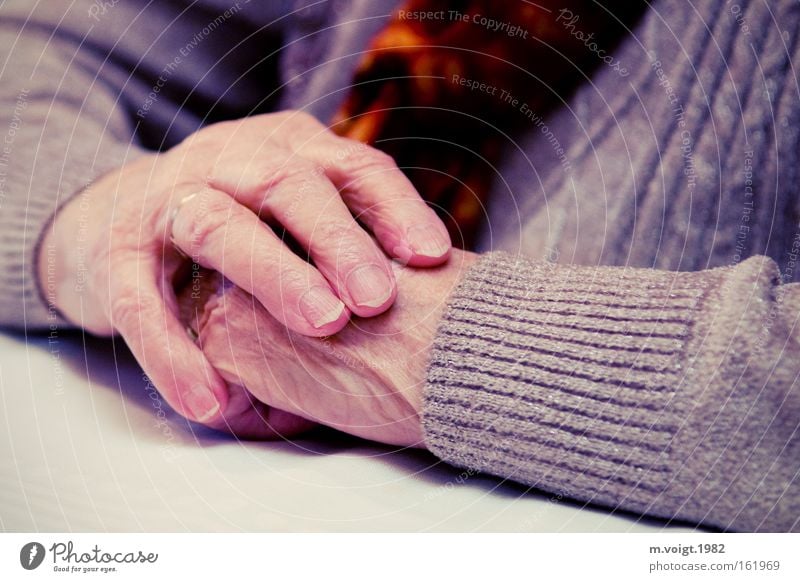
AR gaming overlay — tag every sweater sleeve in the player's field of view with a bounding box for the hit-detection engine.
[422,252,800,532]
[0,21,143,330]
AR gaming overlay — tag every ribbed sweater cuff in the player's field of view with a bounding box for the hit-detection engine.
[422,253,794,529]
[423,252,711,523]
[423,252,800,531]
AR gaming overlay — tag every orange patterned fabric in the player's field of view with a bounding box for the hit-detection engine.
[332,0,641,247]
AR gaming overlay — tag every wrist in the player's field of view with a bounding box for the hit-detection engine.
[390,248,479,446]
[37,169,117,334]
[176,235,479,448]
[37,182,100,331]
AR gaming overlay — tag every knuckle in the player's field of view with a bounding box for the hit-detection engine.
[273,111,327,149]
[182,194,231,255]
[337,244,374,267]
[315,228,378,269]
[270,260,308,295]
[260,159,322,195]
[339,145,396,175]
[314,220,362,247]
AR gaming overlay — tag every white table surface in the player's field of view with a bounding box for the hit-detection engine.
[0,331,695,532]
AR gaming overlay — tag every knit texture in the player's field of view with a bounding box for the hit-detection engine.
[2,0,799,532]
[424,252,800,531]
[480,0,800,279]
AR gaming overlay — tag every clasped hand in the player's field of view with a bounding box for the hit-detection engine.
[40,111,454,438]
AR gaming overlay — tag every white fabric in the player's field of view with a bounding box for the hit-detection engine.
[0,333,691,532]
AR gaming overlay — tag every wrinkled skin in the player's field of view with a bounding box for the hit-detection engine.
[39,110,451,437]
[184,249,477,444]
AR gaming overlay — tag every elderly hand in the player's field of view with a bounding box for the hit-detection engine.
[38,111,451,436]
[183,249,477,445]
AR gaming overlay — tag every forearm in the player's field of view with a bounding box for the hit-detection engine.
[423,252,800,531]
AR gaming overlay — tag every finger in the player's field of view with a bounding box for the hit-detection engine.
[204,115,450,267]
[175,268,317,439]
[207,382,317,440]
[107,255,228,425]
[207,153,398,317]
[169,185,350,335]
[301,136,452,267]
[260,160,398,317]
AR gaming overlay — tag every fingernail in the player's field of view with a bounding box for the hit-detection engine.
[346,264,393,308]
[299,286,346,328]
[184,385,220,422]
[405,224,451,258]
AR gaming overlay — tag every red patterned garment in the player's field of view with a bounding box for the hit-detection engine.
[332,0,642,247]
